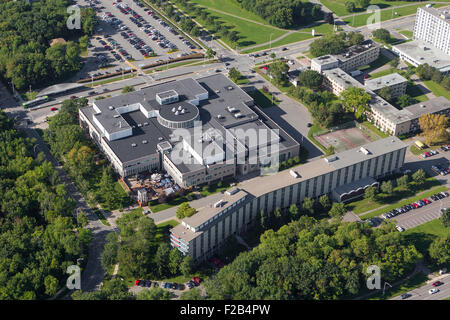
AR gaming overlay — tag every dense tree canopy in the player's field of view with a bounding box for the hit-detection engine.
[203,217,421,299]
[0,0,96,90]
[0,111,89,299]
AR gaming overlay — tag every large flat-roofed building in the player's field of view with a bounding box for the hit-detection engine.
[413,6,450,55]
[79,74,299,187]
[171,137,407,260]
[364,73,408,99]
[312,40,380,73]
[323,67,364,95]
[392,39,450,74]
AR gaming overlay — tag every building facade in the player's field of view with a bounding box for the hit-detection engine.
[414,6,450,55]
[171,137,407,261]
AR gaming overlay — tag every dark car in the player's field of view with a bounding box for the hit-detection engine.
[176,283,185,290]
[307,123,312,127]
[401,293,411,299]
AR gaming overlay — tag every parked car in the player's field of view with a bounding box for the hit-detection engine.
[50,107,58,111]
[428,288,439,294]
[135,279,142,286]
[401,293,411,299]
[396,226,405,232]
[432,281,443,287]
[423,198,431,204]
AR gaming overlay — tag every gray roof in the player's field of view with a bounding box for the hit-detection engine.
[334,40,379,63]
[419,6,450,24]
[364,73,408,92]
[323,67,363,89]
[393,39,450,72]
[36,82,84,97]
[404,96,450,118]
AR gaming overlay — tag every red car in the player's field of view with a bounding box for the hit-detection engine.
[423,198,431,204]
[192,277,201,285]
[70,95,77,99]
[50,107,58,111]
[412,202,419,208]
[432,281,443,287]
[364,75,369,79]
[135,279,142,286]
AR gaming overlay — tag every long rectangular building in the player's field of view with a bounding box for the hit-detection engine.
[171,137,407,260]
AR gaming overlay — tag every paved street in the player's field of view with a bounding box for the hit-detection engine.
[391,273,450,300]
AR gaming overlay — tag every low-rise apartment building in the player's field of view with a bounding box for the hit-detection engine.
[364,73,408,99]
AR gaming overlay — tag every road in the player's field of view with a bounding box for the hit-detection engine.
[391,273,450,300]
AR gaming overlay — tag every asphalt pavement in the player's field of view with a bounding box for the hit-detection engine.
[391,273,450,300]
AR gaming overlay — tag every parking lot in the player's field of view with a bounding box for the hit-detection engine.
[366,190,450,230]
[130,277,203,298]
[80,0,198,71]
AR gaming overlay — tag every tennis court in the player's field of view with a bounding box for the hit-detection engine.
[315,126,375,153]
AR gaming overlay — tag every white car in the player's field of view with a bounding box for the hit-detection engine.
[429,288,439,294]
[396,226,405,232]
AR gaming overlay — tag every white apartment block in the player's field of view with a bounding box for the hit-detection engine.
[414,6,450,55]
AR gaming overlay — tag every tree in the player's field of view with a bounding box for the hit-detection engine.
[206,47,216,59]
[176,202,197,219]
[396,175,409,189]
[440,208,450,228]
[380,181,393,194]
[364,186,378,201]
[98,168,118,209]
[390,58,399,68]
[329,202,346,219]
[319,195,331,211]
[324,12,334,25]
[268,61,289,84]
[297,70,323,89]
[44,275,59,297]
[341,87,371,119]
[228,67,241,83]
[122,86,135,94]
[289,204,299,221]
[310,34,346,57]
[428,236,450,267]
[378,86,393,102]
[260,210,268,230]
[356,0,370,9]
[137,287,173,300]
[418,114,449,145]
[302,197,315,215]
[169,248,183,275]
[412,169,426,186]
[348,32,364,46]
[180,255,195,277]
[372,29,391,43]
[155,243,171,277]
[345,1,356,13]
[396,94,416,108]
[180,288,203,300]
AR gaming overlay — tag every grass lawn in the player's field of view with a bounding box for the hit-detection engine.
[242,32,315,54]
[235,76,250,85]
[191,5,286,49]
[86,73,137,87]
[149,196,190,213]
[153,59,203,71]
[423,80,450,100]
[369,67,397,79]
[307,124,330,153]
[398,29,413,38]
[361,121,391,138]
[199,179,235,197]
[358,185,448,219]
[320,0,431,17]
[343,3,449,27]
[155,219,179,242]
[248,89,279,108]
[403,218,450,256]
[192,0,266,24]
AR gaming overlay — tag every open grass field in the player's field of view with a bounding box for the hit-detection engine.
[192,0,266,23]
[343,3,449,27]
[423,80,450,100]
[403,218,450,254]
[398,29,413,38]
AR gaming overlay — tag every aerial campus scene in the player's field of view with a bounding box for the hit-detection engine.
[0,0,449,311]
